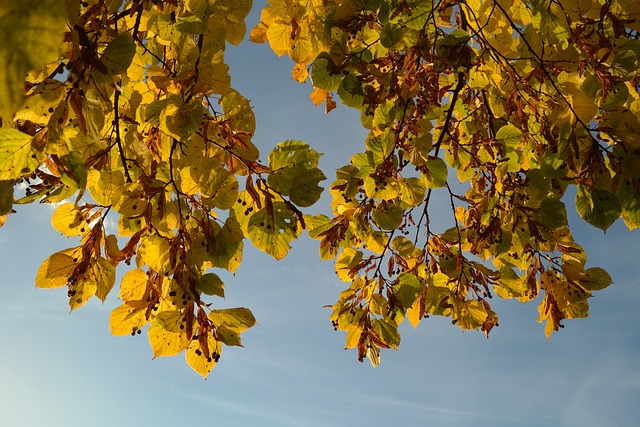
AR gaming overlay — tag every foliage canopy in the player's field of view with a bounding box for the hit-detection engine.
[1,0,639,377]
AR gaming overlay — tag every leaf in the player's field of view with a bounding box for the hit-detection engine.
[68,277,97,311]
[0,0,66,116]
[371,319,400,349]
[208,307,256,333]
[35,249,80,289]
[233,191,300,260]
[380,23,403,48]
[93,257,116,302]
[266,21,292,56]
[196,273,225,298]
[579,267,613,291]
[268,140,326,207]
[575,185,621,232]
[393,273,423,309]
[455,300,488,330]
[292,63,309,82]
[538,198,568,230]
[208,216,244,273]
[186,335,222,378]
[371,202,404,230]
[335,248,363,282]
[138,234,172,274]
[119,269,149,302]
[109,304,148,337]
[0,180,13,216]
[0,129,43,180]
[338,75,365,108]
[311,52,342,92]
[148,311,190,358]
[423,157,448,188]
[13,79,65,125]
[51,203,85,237]
[98,32,136,76]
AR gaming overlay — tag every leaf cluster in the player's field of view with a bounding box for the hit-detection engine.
[1,0,638,374]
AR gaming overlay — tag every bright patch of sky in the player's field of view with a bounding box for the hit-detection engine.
[1,2,639,426]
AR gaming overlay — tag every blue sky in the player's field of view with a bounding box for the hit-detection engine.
[1,2,640,426]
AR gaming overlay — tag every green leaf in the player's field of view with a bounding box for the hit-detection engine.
[423,157,448,188]
[268,140,326,207]
[393,273,423,309]
[100,32,136,75]
[617,179,640,230]
[338,75,365,108]
[221,90,256,134]
[579,267,613,291]
[311,52,342,92]
[372,202,404,230]
[208,217,244,273]
[380,23,403,48]
[162,100,207,142]
[208,307,256,333]
[196,273,225,298]
[575,185,621,232]
[538,198,568,229]
[175,13,207,34]
[371,319,400,349]
[495,123,522,147]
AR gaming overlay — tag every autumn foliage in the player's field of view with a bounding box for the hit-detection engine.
[1,0,639,377]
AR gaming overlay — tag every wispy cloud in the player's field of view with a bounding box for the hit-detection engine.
[561,350,640,427]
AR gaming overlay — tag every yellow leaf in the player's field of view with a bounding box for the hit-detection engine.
[0,180,14,215]
[13,79,66,126]
[68,276,98,311]
[105,234,125,263]
[0,128,43,180]
[109,303,149,337]
[119,268,149,302]
[266,22,292,56]
[185,334,222,379]
[289,38,313,64]
[310,88,329,107]
[335,248,363,282]
[292,63,309,83]
[138,234,172,273]
[51,203,85,237]
[249,22,268,43]
[148,310,190,358]
[93,257,116,302]
[35,249,81,289]
[88,169,125,206]
[0,0,66,116]
[406,294,425,329]
[345,324,363,349]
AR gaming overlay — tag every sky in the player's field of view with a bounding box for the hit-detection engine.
[2,2,640,426]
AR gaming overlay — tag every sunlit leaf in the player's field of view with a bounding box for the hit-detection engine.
[0,129,43,180]
[148,310,190,358]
